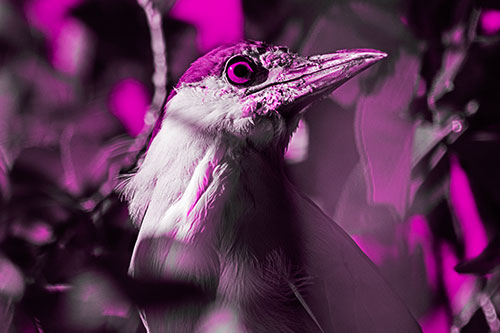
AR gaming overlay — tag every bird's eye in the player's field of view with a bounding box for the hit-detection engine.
[225,56,255,85]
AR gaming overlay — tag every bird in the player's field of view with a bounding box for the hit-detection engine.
[121,40,422,332]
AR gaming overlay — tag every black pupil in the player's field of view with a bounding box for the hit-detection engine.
[234,64,249,78]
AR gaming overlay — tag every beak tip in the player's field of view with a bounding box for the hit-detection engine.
[362,49,388,62]
[379,52,389,59]
[357,50,387,70]
[377,52,388,60]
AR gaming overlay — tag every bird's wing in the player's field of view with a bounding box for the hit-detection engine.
[292,188,421,333]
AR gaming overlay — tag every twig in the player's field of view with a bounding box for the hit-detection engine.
[137,0,168,136]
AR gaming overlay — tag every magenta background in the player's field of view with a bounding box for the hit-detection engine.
[1,0,500,331]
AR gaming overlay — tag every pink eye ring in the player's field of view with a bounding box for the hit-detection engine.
[225,57,255,85]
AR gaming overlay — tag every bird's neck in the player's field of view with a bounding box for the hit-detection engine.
[131,117,297,249]
[217,145,301,260]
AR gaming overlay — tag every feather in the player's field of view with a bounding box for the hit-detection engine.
[292,188,422,332]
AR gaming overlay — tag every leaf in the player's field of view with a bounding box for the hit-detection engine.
[0,255,24,300]
[355,50,420,217]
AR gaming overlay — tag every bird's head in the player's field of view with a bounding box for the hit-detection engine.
[160,40,386,151]
[122,41,386,230]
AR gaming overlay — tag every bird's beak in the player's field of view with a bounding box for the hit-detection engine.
[294,49,386,93]
[266,49,387,114]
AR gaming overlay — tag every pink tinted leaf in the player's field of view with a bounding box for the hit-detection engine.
[11,221,53,245]
[64,271,132,330]
[108,78,150,137]
[449,155,488,260]
[169,0,244,52]
[480,10,500,35]
[427,25,469,112]
[418,306,450,333]
[356,50,420,217]
[407,215,438,291]
[24,0,84,42]
[0,256,24,300]
[51,18,93,76]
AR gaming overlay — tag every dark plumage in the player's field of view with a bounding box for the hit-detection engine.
[123,41,421,332]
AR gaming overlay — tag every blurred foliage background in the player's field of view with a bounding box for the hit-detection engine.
[1,0,500,331]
